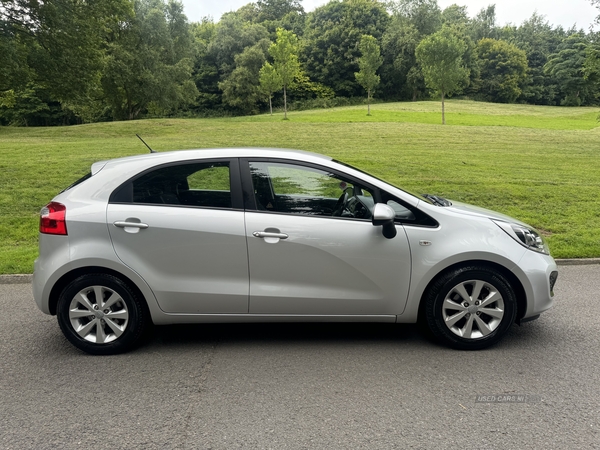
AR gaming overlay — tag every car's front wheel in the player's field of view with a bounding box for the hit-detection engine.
[424,266,517,350]
[57,273,149,355]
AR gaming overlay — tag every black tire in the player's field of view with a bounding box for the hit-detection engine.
[57,273,149,355]
[424,265,517,350]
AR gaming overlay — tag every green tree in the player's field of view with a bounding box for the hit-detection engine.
[269,27,301,119]
[303,0,390,97]
[255,0,305,37]
[101,0,198,120]
[380,1,442,101]
[355,35,383,115]
[416,26,469,124]
[442,4,470,28]
[259,62,283,115]
[206,11,269,77]
[381,20,423,100]
[477,38,529,103]
[508,13,565,105]
[191,18,221,112]
[545,34,595,106]
[469,5,499,41]
[388,0,442,36]
[256,0,304,22]
[0,0,130,124]
[219,39,271,114]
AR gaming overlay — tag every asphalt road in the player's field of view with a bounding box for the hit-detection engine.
[1,265,599,450]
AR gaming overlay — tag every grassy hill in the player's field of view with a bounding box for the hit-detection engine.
[1,100,599,273]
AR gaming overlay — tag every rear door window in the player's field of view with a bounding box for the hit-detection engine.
[110,160,236,209]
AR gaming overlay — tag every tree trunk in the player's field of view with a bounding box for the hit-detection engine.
[283,84,288,120]
[269,94,273,116]
[367,89,371,116]
[441,91,445,125]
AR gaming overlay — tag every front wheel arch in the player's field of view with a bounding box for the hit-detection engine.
[418,260,527,325]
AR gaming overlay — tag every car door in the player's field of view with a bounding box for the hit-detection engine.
[242,159,412,316]
[107,159,249,314]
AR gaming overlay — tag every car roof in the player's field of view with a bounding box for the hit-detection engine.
[75,146,421,209]
[96,148,332,171]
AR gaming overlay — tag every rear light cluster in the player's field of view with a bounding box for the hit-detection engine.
[40,202,67,235]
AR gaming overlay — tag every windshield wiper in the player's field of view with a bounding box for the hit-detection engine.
[422,194,452,207]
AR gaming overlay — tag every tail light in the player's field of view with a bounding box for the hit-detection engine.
[40,202,67,235]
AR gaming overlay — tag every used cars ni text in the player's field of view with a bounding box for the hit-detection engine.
[33,148,558,354]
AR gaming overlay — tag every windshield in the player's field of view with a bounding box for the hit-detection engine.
[333,159,434,205]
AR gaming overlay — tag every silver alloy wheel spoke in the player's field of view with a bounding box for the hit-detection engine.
[69,309,94,319]
[474,315,493,336]
[480,307,504,319]
[103,292,122,310]
[445,310,468,328]
[75,319,97,338]
[96,320,107,343]
[479,290,502,308]
[453,284,471,303]
[77,292,95,312]
[442,279,505,340]
[104,318,125,337]
[106,310,128,320]
[93,286,104,307]
[462,315,475,338]
[471,281,485,303]
[443,298,466,311]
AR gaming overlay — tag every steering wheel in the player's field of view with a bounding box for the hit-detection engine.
[333,191,349,216]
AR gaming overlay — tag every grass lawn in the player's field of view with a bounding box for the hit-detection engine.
[1,99,599,273]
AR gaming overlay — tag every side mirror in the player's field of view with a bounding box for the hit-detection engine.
[372,203,397,239]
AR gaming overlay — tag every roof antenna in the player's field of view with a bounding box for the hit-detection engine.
[136,134,157,153]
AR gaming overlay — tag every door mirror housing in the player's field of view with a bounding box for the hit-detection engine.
[372,203,397,239]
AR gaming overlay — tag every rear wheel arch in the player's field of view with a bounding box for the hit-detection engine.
[48,266,152,322]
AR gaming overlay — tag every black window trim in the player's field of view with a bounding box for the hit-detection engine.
[108,157,244,211]
[239,157,438,227]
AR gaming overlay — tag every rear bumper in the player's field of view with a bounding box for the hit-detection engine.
[32,235,71,315]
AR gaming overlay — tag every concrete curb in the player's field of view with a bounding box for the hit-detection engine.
[0,274,33,284]
[1,259,599,285]
[555,258,600,266]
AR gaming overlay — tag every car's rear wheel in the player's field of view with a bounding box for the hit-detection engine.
[57,274,149,355]
[424,266,517,350]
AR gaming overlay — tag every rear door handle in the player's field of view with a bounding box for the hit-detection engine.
[114,221,149,229]
[253,231,288,239]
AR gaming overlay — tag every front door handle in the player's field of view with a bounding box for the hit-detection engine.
[253,231,288,239]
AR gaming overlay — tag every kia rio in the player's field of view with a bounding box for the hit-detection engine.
[33,148,558,354]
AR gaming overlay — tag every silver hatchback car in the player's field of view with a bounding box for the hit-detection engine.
[33,148,558,354]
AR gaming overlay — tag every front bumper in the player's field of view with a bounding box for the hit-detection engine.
[517,250,558,320]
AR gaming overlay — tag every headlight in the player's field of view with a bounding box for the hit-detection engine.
[492,220,550,255]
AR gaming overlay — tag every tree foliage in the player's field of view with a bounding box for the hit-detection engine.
[545,34,595,106]
[355,35,383,115]
[219,39,271,114]
[416,26,469,123]
[101,0,198,120]
[1,0,599,125]
[259,62,283,115]
[477,38,528,103]
[269,27,301,119]
[303,0,390,97]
